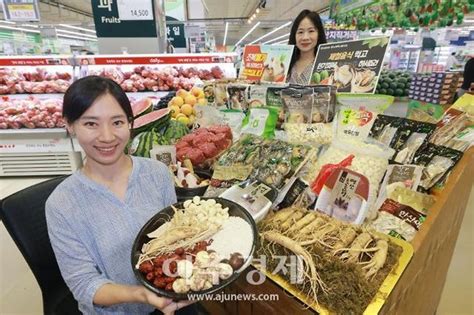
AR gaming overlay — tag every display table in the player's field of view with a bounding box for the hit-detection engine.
[201,147,474,314]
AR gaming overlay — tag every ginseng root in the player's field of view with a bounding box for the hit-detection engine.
[362,239,388,279]
[261,231,328,298]
[287,212,317,235]
[300,216,327,235]
[337,232,374,263]
[281,211,305,231]
[332,227,358,255]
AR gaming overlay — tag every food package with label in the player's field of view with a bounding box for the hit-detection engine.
[241,107,278,139]
[335,106,377,142]
[312,139,395,220]
[370,115,436,163]
[412,143,463,192]
[337,93,394,113]
[315,167,370,224]
[227,83,250,110]
[374,165,423,212]
[369,199,426,241]
[281,86,313,124]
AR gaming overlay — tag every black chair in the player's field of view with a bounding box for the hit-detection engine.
[0,176,81,315]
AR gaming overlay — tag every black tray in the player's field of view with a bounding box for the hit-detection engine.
[131,197,258,300]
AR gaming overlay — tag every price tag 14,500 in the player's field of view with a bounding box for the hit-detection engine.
[117,0,154,21]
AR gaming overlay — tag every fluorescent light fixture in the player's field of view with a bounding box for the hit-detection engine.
[56,29,97,39]
[223,22,229,46]
[57,33,97,42]
[272,39,288,45]
[22,24,39,28]
[262,32,290,44]
[58,24,96,34]
[0,20,16,25]
[234,21,261,47]
[0,25,40,33]
[250,21,291,44]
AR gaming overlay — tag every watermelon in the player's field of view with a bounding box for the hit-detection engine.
[132,108,170,134]
[129,129,168,158]
[131,98,153,117]
[163,120,189,144]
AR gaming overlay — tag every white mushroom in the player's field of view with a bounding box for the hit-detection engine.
[172,278,190,294]
[177,260,194,279]
[195,251,211,268]
[216,263,233,280]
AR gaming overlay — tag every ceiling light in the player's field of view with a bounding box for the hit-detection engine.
[234,21,261,47]
[57,33,97,42]
[256,8,260,13]
[0,25,40,34]
[262,32,290,44]
[0,20,16,25]
[223,22,229,46]
[21,24,39,28]
[272,39,288,45]
[252,14,256,19]
[56,29,97,39]
[58,24,96,34]
[250,21,291,44]
[247,20,251,24]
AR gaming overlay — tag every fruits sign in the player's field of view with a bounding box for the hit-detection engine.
[239,45,294,84]
[310,36,390,94]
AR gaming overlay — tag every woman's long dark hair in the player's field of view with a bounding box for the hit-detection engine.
[288,10,327,74]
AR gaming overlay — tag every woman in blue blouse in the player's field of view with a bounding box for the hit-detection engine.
[46,76,193,314]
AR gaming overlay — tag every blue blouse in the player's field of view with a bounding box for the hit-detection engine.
[46,156,176,314]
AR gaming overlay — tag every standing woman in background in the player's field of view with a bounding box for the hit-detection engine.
[287,10,327,85]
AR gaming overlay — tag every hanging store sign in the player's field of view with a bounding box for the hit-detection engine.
[117,0,153,20]
[164,0,186,48]
[2,0,40,21]
[165,16,186,48]
[91,0,157,37]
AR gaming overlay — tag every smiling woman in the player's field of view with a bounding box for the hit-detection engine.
[287,10,327,85]
[45,76,195,314]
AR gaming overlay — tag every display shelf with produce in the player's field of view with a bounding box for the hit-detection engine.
[76,53,238,93]
[0,55,74,95]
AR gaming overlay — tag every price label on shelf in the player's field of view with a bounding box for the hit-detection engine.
[117,0,153,21]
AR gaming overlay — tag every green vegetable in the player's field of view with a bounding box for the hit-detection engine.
[321,70,329,80]
[312,72,321,84]
[386,88,395,95]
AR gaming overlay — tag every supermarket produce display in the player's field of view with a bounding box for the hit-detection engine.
[1,22,473,314]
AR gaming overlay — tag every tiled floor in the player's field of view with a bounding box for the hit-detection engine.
[0,177,473,314]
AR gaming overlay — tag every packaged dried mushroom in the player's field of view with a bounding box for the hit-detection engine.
[281,86,313,124]
[412,143,463,192]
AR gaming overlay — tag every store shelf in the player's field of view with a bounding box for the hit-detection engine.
[0,128,66,135]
